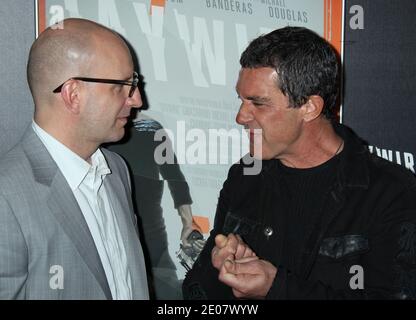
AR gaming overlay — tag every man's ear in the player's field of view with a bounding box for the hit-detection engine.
[59,80,82,115]
[301,95,324,122]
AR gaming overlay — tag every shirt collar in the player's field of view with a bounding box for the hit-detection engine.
[32,121,111,191]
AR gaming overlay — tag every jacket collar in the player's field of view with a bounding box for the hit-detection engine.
[21,125,58,186]
[333,123,370,189]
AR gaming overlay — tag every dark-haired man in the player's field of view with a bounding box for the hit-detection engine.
[183,26,416,299]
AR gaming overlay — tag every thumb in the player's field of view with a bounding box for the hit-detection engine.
[215,234,228,248]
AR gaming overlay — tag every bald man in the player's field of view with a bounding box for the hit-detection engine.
[0,18,149,299]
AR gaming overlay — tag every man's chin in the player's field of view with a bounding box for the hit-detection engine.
[249,145,265,160]
[105,128,125,144]
[117,117,128,126]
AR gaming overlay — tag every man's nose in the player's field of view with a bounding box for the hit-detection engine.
[236,102,253,125]
[127,88,143,109]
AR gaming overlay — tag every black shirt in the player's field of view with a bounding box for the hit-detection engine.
[276,153,341,274]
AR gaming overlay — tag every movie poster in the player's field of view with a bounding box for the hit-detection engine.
[36,0,344,298]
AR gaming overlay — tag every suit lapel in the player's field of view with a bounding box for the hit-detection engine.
[22,126,112,299]
[47,176,112,299]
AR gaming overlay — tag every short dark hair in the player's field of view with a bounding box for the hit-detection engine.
[240,26,340,118]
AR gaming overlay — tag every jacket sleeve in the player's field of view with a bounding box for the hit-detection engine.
[0,195,28,299]
[267,183,416,300]
[182,165,241,299]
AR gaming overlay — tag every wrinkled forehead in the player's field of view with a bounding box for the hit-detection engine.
[235,67,287,102]
[236,67,278,88]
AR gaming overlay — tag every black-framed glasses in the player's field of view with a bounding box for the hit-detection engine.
[53,71,139,98]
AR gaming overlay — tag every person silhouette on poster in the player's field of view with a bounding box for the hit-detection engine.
[109,112,205,299]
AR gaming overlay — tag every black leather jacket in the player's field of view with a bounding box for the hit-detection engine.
[183,124,416,299]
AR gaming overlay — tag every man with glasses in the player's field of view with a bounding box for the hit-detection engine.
[0,18,148,299]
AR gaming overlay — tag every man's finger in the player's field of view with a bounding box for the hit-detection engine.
[219,260,250,291]
[226,233,239,248]
[235,256,259,264]
[211,246,220,258]
[214,234,228,248]
[212,234,240,270]
[235,242,257,260]
[211,247,235,270]
[224,257,261,275]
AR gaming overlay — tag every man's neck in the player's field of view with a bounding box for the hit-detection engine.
[34,119,98,162]
[279,119,343,169]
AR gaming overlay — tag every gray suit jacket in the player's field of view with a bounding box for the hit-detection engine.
[0,126,149,299]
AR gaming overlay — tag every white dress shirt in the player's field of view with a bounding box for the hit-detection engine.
[32,121,133,299]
